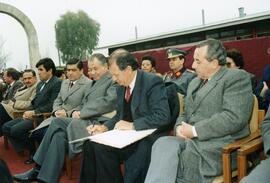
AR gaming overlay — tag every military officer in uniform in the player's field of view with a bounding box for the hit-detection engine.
[164,48,196,95]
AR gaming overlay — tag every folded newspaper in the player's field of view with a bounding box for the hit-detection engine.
[69,129,156,149]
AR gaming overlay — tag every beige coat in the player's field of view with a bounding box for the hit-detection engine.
[2,83,37,119]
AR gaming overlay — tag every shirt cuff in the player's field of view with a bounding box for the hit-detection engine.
[192,126,198,137]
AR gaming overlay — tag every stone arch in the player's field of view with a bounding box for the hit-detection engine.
[0,2,40,69]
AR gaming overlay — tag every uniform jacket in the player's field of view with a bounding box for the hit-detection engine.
[164,69,196,95]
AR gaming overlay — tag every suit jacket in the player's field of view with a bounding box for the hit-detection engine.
[164,69,196,95]
[175,66,253,182]
[28,76,61,113]
[3,80,23,101]
[104,70,170,131]
[261,107,270,157]
[67,72,117,155]
[1,83,37,119]
[53,75,91,116]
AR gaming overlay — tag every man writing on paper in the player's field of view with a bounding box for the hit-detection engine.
[80,51,170,183]
[13,53,117,183]
[145,38,253,183]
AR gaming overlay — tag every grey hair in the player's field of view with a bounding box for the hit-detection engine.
[89,53,107,66]
[196,38,227,65]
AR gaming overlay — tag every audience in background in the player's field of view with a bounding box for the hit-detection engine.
[226,48,256,92]
[163,48,196,95]
[2,68,23,101]
[255,65,270,111]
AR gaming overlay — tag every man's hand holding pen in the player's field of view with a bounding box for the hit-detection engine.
[87,124,108,135]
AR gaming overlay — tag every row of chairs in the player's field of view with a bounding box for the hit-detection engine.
[2,94,266,181]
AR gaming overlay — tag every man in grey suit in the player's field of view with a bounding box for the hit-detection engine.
[0,69,37,135]
[31,58,91,138]
[240,107,270,183]
[145,39,254,183]
[13,53,117,183]
[163,48,196,95]
[2,67,23,101]
[80,51,170,183]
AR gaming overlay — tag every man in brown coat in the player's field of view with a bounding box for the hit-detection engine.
[0,69,37,135]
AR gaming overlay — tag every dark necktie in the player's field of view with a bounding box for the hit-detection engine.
[125,86,131,102]
[69,82,74,90]
[192,79,208,99]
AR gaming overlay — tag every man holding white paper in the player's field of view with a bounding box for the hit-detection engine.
[80,50,170,183]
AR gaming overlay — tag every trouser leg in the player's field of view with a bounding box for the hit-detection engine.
[240,158,270,183]
[2,118,34,153]
[145,136,184,183]
[79,140,96,183]
[37,130,67,183]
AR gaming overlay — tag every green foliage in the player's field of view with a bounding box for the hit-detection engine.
[55,10,100,63]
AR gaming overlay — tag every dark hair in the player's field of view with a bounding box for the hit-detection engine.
[196,38,227,65]
[89,53,107,66]
[111,52,139,71]
[226,48,244,69]
[66,58,83,70]
[23,69,36,77]
[35,58,56,75]
[141,55,156,67]
[5,68,20,80]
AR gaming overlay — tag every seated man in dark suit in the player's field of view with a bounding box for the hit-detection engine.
[13,53,117,183]
[240,107,270,183]
[2,67,23,102]
[0,69,37,135]
[2,58,61,158]
[79,51,170,183]
[145,39,253,183]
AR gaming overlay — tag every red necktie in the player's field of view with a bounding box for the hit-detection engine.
[125,86,131,102]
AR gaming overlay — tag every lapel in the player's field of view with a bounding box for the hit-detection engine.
[192,66,227,113]
[84,72,110,99]
[130,70,142,115]
[15,83,37,97]
[62,75,87,101]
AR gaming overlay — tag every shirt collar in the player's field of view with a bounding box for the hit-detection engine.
[128,70,137,93]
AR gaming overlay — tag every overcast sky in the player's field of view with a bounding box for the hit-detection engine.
[0,0,270,70]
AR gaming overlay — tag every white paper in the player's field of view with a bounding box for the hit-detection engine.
[69,129,156,149]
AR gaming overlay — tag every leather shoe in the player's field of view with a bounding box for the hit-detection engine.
[13,167,39,182]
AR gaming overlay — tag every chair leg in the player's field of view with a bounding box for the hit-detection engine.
[65,156,72,179]
[4,136,9,150]
[237,154,247,182]
[223,153,232,183]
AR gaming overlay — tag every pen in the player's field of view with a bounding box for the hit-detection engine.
[90,124,95,136]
